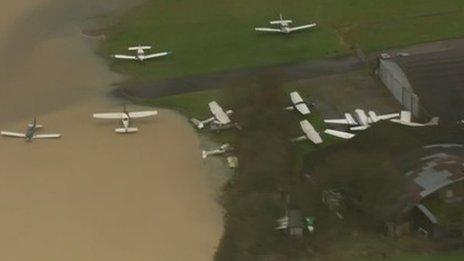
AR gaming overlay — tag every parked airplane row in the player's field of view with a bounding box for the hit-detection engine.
[1,98,438,143]
[324,109,439,130]
[112,14,317,63]
[1,106,158,142]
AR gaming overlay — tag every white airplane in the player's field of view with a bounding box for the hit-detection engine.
[292,120,355,144]
[191,101,235,130]
[1,118,61,142]
[112,45,171,62]
[255,14,317,34]
[202,144,233,159]
[93,106,158,133]
[390,111,439,127]
[324,109,399,131]
[285,91,314,115]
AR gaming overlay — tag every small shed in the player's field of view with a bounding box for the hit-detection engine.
[287,210,304,237]
[276,209,305,237]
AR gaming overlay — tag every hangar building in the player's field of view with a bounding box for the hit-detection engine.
[377,49,464,122]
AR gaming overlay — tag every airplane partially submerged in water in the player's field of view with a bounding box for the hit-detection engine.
[191,101,237,130]
[324,109,400,131]
[112,45,171,62]
[1,118,61,142]
[93,106,158,133]
[202,144,234,159]
[255,14,317,34]
[292,120,355,144]
[285,91,314,115]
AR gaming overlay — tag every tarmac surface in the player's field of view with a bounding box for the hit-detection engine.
[116,55,365,99]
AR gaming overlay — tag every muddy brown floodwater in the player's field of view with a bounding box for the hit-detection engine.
[0,1,224,260]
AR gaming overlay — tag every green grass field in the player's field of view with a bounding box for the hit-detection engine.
[103,0,464,81]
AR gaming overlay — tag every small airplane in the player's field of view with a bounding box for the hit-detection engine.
[202,144,234,159]
[112,45,171,62]
[324,109,399,131]
[255,14,317,34]
[292,120,355,144]
[1,118,61,142]
[191,101,236,130]
[93,105,158,133]
[285,91,314,115]
[390,111,439,127]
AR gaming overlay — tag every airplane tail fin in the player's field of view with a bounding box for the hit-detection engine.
[115,127,138,133]
[128,46,151,51]
[291,135,307,143]
[29,117,43,128]
[190,118,205,129]
[28,124,43,128]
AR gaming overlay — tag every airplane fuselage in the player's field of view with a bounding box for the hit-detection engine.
[280,24,291,34]
[136,49,145,61]
[121,112,131,129]
[25,126,36,141]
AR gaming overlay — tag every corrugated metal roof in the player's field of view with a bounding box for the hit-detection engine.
[407,144,464,201]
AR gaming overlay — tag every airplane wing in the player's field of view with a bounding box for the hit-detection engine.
[350,125,370,131]
[255,27,282,33]
[289,23,317,32]
[295,103,310,115]
[324,129,355,139]
[143,52,171,60]
[113,54,138,60]
[300,120,322,144]
[33,134,61,139]
[93,112,126,119]
[128,111,158,118]
[376,112,400,121]
[324,118,350,124]
[1,131,26,138]
[290,92,310,115]
[209,101,231,124]
[368,111,379,123]
[290,92,304,104]
[324,113,357,125]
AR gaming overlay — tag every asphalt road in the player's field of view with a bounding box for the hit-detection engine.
[114,55,365,99]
